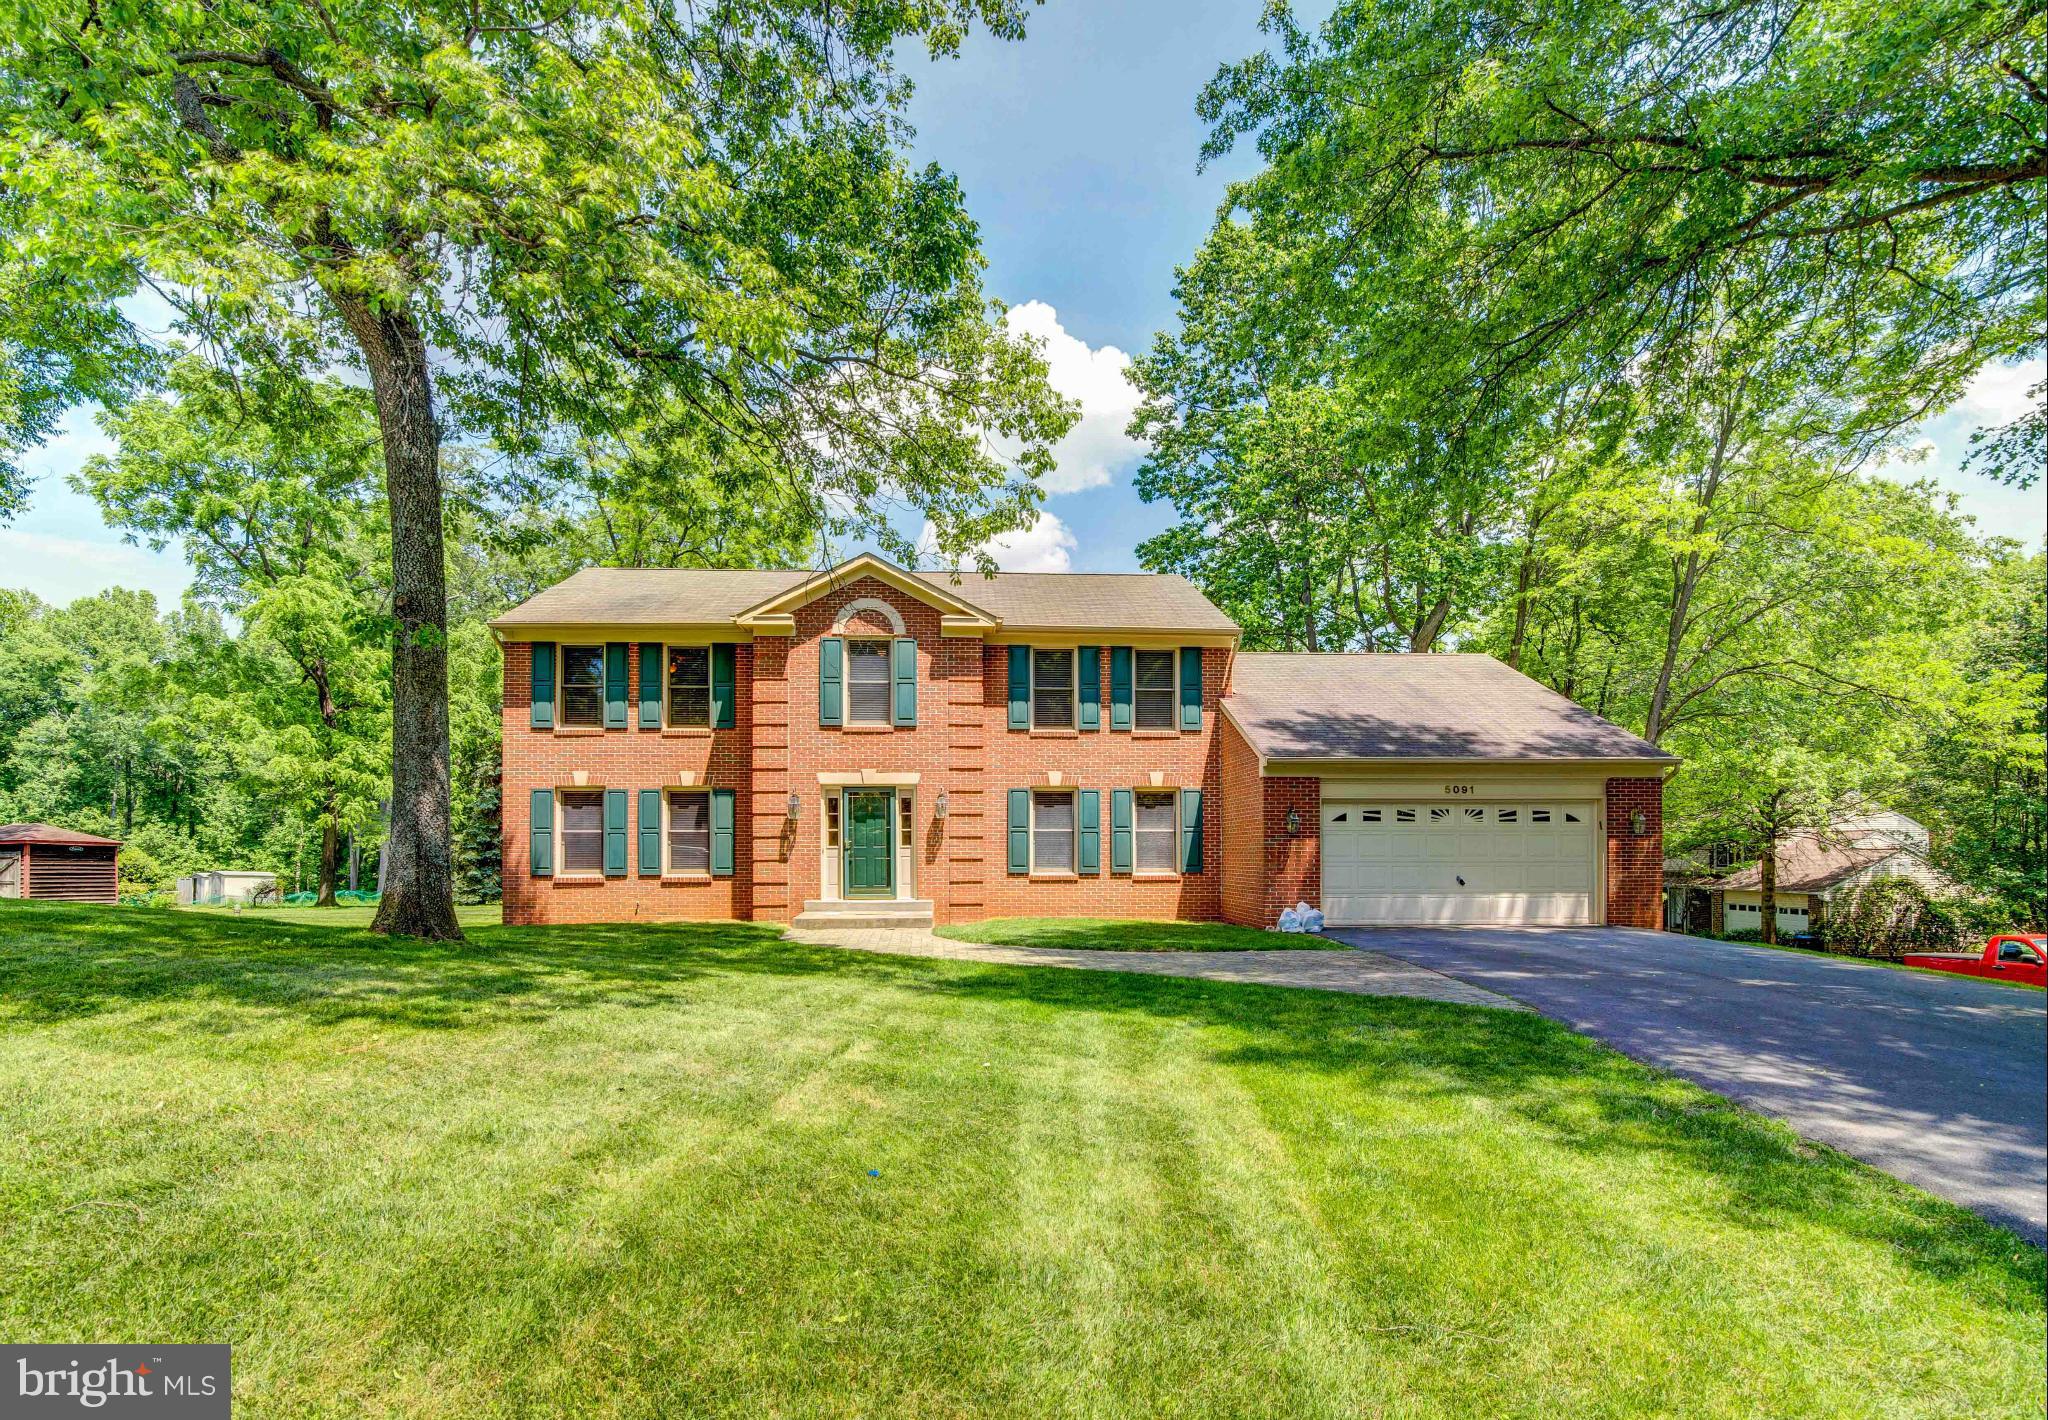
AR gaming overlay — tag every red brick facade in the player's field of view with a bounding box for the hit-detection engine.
[502,575,1226,926]
[1603,776,1665,928]
[1219,716,1320,927]
[499,570,1667,929]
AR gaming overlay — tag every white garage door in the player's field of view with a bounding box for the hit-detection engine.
[1321,801,1598,926]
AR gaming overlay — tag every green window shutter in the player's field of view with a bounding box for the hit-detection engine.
[1110,788,1133,874]
[1077,646,1101,731]
[819,637,844,726]
[1180,788,1204,874]
[1178,646,1203,731]
[603,789,629,876]
[893,637,917,726]
[638,644,662,728]
[712,643,737,729]
[1007,645,1030,730]
[530,789,554,876]
[710,788,735,876]
[1078,789,1101,874]
[604,643,629,729]
[1007,788,1030,874]
[530,643,556,729]
[638,789,661,876]
[1109,646,1132,730]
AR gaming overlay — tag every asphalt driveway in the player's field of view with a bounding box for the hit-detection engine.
[1330,925,2048,1244]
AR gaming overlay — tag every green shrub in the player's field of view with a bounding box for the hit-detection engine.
[1818,879,2006,960]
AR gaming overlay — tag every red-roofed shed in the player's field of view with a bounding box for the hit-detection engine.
[0,824,122,903]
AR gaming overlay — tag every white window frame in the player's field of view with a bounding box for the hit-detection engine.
[1030,787,1078,874]
[1132,788,1180,876]
[1132,647,1178,731]
[556,786,607,876]
[845,636,894,727]
[663,787,713,875]
[558,644,605,729]
[662,643,714,729]
[1029,647,1079,730]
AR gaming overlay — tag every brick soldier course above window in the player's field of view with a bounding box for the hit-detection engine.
[492,552,1674,931]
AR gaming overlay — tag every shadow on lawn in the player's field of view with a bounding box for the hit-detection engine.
[4,902,2042,1299]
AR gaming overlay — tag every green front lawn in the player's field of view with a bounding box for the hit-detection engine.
[935,915,1336,951]
[177,902,504,930]
[1,902,2039,1419]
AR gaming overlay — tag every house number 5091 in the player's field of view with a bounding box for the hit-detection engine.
[1442,784,1475,795]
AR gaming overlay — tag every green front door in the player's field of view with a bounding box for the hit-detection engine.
[844,790,894,898]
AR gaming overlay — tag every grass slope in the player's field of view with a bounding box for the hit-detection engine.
[934,916,1334,951]
[1,901,2040,1419]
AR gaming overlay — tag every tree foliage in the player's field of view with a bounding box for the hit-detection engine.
[2,0,1071,937]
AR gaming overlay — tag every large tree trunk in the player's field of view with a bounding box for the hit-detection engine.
[336,301,462,941]
[317,810,340,909]
[1759,843,1778,947]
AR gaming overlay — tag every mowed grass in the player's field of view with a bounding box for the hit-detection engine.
[0,902,2040,1419]
[934,916,1334,952]
[178,903,504,930]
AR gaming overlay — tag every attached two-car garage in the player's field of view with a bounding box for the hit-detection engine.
[1319,799,1598,926]
[1221,652,1679,931]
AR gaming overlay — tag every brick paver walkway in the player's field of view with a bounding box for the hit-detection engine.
[782,926,1522,1009]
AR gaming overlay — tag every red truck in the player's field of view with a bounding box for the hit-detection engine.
[1902,934,2047,988]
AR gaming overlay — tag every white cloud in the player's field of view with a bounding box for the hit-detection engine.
[1003,300,1143,495]
[1949,356,2044,427]
[917,510,1077,573]
[0,528,193,609]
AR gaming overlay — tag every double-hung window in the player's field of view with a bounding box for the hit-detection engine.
[1031,649,1074,729]
[558,790,605,873]
[667,790,711,872]
[667,647,711,728]
[847,639,892,725]
[1134,649,1176,730]
[1032,791,1075,872]
[559,645,604,728]
[1134,791,1177,873]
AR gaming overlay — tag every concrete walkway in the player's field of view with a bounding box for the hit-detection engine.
[782,925,1521,1009]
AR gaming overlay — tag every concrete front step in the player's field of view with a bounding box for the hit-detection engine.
[792,899,935,930]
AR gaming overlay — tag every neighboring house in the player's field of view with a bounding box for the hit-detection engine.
[1702,809,1962,938]
[0,823,121,904]
[176,871,279,906]
[491,554,1675,930]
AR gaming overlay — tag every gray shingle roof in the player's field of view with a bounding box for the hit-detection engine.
[490,565,1239,635]
[1714,839,1902,893]
[1224,653,1675,763]
[914,571,1237,632]
[491,568,813,626]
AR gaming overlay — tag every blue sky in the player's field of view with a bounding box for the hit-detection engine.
[5,1,2041,605]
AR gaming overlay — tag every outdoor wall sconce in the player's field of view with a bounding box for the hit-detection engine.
[935,790,949,819]
[787,792,802,818]
[1631,809,1648,837]
[1285,807,1302,836]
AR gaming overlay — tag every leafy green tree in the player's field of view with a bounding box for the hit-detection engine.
[77,361,391,904]
[1199,0,2045,481]
[1901,550,2047,922]
[3,0,1072,937]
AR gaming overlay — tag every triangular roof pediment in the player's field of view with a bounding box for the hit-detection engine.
[733,553,997,627]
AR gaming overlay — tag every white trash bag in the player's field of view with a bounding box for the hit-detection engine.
[1276,907,1306,933]
[1294,900,1325,934]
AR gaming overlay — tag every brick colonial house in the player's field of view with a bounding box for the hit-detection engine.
[493,554,1675,930]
